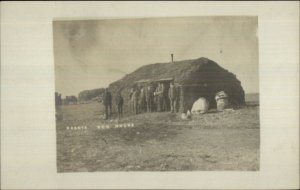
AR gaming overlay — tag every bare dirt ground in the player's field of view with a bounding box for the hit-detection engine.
[56,94,259,172]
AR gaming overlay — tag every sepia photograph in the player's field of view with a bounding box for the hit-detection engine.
[54,16,260,172]
[1,1,299,189]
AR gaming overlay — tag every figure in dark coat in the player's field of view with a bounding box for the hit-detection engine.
[115,92,124,117]
[161,83,168,111]
[139,87,146,113]
[129,87,134,113]
[146,85,154,112]
[154,83,163,112]
[102,88,112,119]
[132,88,140,114]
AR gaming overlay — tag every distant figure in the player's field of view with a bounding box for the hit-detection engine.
[58,94,62,105]
[55,92,59,106]
[115,91,124,117]
[102,88,112,119]
[168,82,178,113]
[139,86,146,113]
[55,92,62,106]
[132,87,140,114]
[146,85,154,112]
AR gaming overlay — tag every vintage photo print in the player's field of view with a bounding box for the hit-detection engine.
[53,16,259,172]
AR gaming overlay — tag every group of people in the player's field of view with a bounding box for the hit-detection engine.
[130,82,179,115]
[101,88,124,120]
[101,82,179,120]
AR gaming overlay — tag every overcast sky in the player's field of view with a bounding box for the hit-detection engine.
[53,16,258,96]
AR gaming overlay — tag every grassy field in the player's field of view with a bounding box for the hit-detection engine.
[56,94,259,172]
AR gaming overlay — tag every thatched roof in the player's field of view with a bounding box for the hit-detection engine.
[109,57,238,89]
[108,57,245,113]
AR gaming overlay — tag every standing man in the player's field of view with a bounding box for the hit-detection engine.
[132,87,140,114]
[139,86,146,113]
[153,85,158,112]
[102,88,112,119]
[115,91,124,117]
[129,87,134,113]
[168,82,178,113]
[161,83,168,111]
[155,83,163,112]
[146,85,154,112]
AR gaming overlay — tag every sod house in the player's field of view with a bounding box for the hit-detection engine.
[108,57,245,114]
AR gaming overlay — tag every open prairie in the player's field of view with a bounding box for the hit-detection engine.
[56,94,259,172]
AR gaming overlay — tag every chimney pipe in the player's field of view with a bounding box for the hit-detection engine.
[171,54,174,62]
